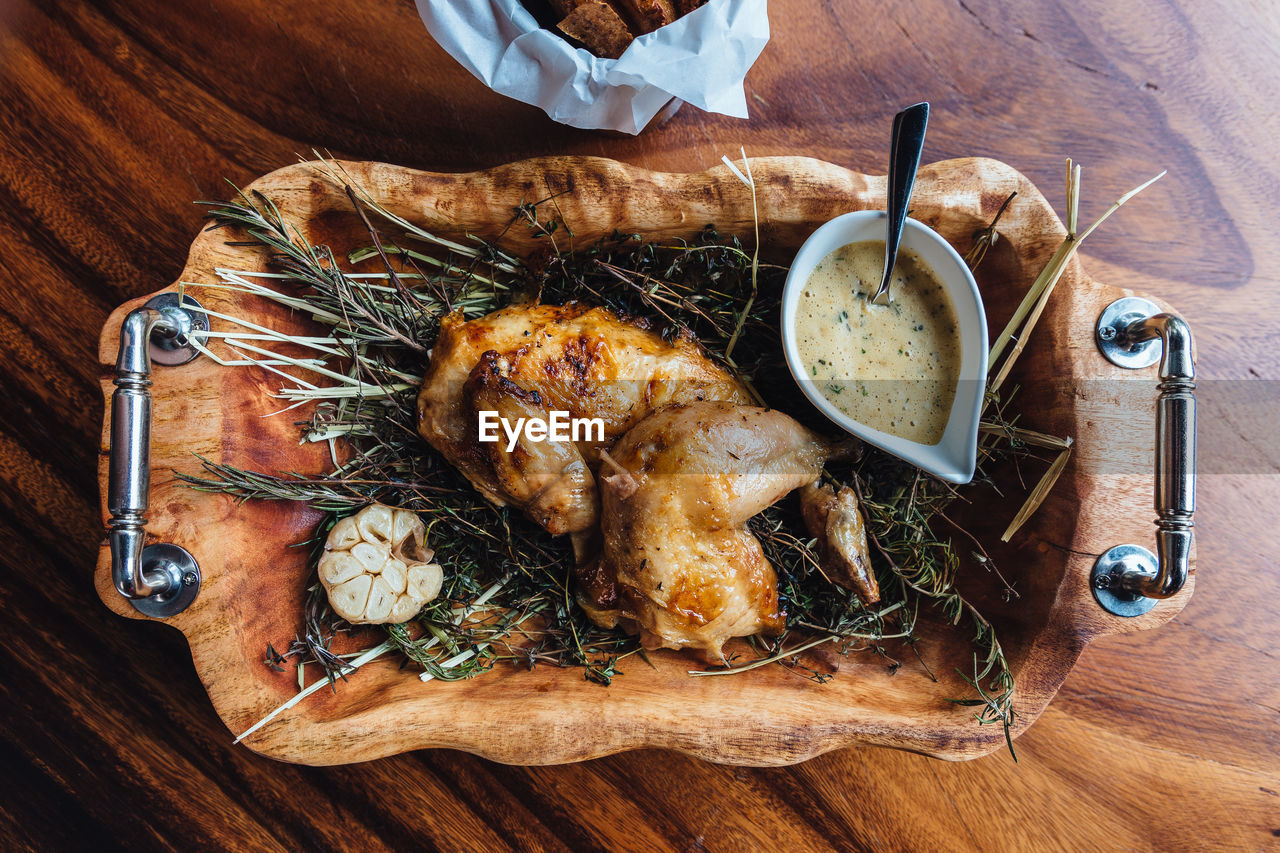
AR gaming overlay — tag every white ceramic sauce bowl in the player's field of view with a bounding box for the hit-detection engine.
[781,211,988,484]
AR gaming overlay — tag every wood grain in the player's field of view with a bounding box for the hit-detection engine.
[93,153,1192,766]
[2,0,1277,849]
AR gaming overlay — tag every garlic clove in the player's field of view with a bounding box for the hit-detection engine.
[364,577,396,622]
[381,558,408,595]
[388,594,422,624]
[408,563,444,603]
[331,573,373,622]
[356,503,396,546]
[327,516,361,551]
[398,537,428,565]
[391,508,420,549]
[319,551,365,586]
[350,541,388,572]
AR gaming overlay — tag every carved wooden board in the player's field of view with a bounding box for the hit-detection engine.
[95,156,1193,766]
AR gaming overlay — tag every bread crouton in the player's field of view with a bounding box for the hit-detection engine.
[556,0,636,58]
[609,0,677,35]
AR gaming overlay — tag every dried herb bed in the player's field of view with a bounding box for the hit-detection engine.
[175,161,1123,751]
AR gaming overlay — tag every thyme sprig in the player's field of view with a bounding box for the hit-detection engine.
[854,463,1019,756]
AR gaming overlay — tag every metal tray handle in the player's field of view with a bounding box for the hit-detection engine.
[1091,297,1196,616]
[106,293,207,618]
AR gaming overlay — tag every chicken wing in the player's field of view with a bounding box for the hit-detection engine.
[577,401,832,660]
[799,482,880,605]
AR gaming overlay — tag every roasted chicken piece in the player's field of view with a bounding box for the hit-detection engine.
[417,303,751,535]
[800,482,879,605]
[577,401,833,660]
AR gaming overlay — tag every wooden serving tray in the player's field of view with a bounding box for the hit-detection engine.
[95,156,1193,766]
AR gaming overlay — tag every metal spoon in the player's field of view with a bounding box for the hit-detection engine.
[870,102,930,305]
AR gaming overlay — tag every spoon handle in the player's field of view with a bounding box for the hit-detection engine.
[875,102,930,304]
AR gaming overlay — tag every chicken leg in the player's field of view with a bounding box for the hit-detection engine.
[577,401,833,660]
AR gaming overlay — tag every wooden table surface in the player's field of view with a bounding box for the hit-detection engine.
[2,1,1277,850]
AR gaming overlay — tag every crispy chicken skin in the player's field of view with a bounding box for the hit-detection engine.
[417,303,751,534]
[578,401,832,660]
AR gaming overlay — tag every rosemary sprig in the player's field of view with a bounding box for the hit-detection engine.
[179,455,438,510]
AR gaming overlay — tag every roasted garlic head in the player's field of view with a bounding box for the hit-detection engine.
[318,504,443,624]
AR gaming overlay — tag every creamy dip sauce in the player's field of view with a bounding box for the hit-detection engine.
[795,240,961,445]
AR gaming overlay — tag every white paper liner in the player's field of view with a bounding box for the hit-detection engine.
[416,0,770,134]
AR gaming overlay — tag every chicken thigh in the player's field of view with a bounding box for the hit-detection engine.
[417,303,752,535]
